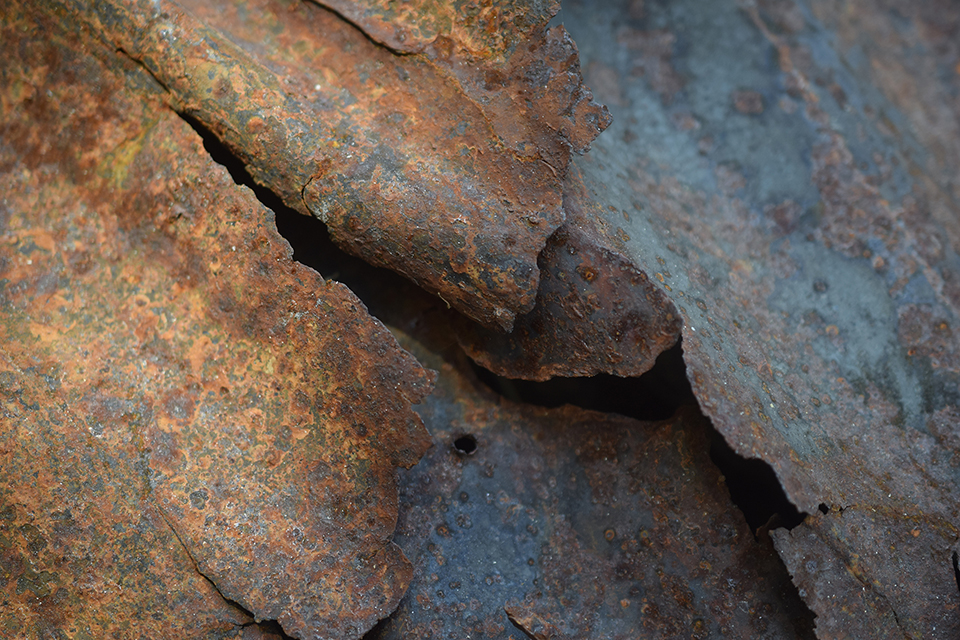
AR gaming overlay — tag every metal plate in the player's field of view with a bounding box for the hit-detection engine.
[0,5,432,637]
[52,0,609,330]
[364,304,813,639]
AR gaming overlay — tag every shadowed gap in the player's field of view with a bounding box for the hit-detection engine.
[472,341,807,533]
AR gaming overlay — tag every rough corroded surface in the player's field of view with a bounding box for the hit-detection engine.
[54,0,609,330]
[457,167,682,380]
[315,0,611,158]
[560,0,960,635]
[0,4,431,638]
[365,307,813,639]
[0,358,253,639]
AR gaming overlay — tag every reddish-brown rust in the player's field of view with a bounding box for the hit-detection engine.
[0,357,254,639]
[53,0,609,331]
[0,4,431,638]
[313,0,560,57]
[456,166,682,380]
[313,0,610,156]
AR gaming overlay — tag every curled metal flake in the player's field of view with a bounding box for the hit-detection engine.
[557,0,960,634]
[54,0,609,331]
[457,166,682,380]
[0,5,432,637]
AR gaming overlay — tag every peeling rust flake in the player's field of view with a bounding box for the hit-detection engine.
[53,0,610,331]
[0,4,432,638]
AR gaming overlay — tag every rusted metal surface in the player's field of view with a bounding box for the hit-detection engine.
[363,306,813,639]
[0,4,432,638]
[456,167,682,380]
[313,0,611,156]
[556,0,960,635]
[53,0,609,331]
[0,358,254,639]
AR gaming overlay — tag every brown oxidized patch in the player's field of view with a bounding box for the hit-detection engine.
[312,0,610,156]
[456,166,682,380]
[0,359,253,639]
[0,5,431,638]
[55,0,609,331]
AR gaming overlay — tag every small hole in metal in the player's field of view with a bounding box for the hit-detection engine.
[453,434,477,455]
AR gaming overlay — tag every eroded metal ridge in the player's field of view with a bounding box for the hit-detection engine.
[0,3,433,638]
[53,0,609,331]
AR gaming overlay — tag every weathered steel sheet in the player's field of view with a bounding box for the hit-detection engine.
[364,306,813,639]
[0,4,432,638]
[54,0,608,331]
[456,169,683,380]
[312,0,611,158]
[555,0,960,635]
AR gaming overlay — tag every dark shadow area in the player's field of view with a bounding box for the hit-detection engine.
[470,340,694,421]
[471,338,807,535]
[709,429,806,533]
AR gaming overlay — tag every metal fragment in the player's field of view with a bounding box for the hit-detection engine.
[54,0,609,330]
[0,5,432,638]
[456,166,682,380]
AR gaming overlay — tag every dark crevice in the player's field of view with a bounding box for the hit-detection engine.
[180,113,289,220]
[471,340,694,421]
[179,111,419,307]
[952,550,960,595]
[472,340,807,535]
[708,429,807,533]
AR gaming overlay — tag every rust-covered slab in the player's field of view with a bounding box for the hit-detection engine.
[0,4,432,638]
[556,0,960,635]
[364,305,813,639]
[54,0,609,330]
[456,168,682,380]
